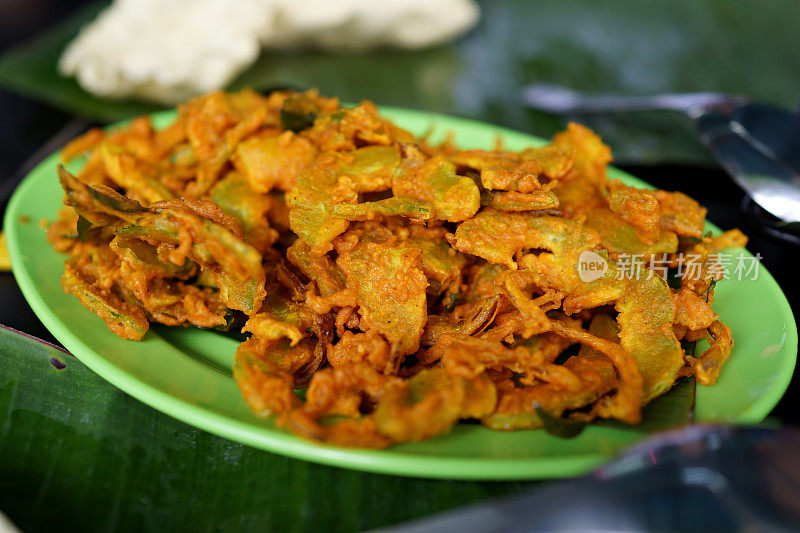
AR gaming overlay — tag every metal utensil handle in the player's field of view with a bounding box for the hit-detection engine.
[521,84,745,114]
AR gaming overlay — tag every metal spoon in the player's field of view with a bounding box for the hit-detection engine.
[521,85,800,227]
[376,425,800,533]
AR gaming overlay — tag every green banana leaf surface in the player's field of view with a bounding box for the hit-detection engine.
[0,324,694,531]
[0,325,534,531]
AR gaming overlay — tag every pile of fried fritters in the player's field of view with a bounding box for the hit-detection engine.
[48,89,745,447]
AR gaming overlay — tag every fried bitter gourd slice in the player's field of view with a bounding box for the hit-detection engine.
[402,224,468,297]
[286,365,495,447]
[584,207,678,259]
[654,190,707,238]
[454,209,600,280]
[287,116,419,252]
[605,185,707,247]
[233,130,317,193]
[335,145,402,193]
[242,257,324,346]
[336,234,428,358]
[100,142,174,204]
[447,144,573,190]
[109,233,196,279]
[482,314,621,430]
[691,320,734,386]
[435,333,580,391]
[59,166,266,315]
[233,265,332,420]
[210,170,278,253]
[290,139,480,253]
[559,260,685,404]
[550,122,612,218]
[239,351,492,449]
[455,208,683,406]
[606,180,661,245]
[233,337,313,422]
[372,367,496,443]
[62,245,149,341]
[109,235,231,330]
[455,223,642,423]
[420,295,502,358]
[459,147,569,213]
[287,155,358,254]
[612,275,685,401]
[672,233,737,386]
[288,364,401,448]
[333,145,480,223]
[480,190,560,212]
[391,146,480,222]
[565,268,685,404]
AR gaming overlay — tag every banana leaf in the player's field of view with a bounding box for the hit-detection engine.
[1,1,799,164]
[0,325,535,531]
[0,321,700,531]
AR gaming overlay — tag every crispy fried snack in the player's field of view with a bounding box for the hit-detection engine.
[49,89,746,447]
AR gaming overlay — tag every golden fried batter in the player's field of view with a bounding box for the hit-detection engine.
[48,89,745,448]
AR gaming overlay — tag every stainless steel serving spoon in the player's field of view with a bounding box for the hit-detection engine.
[521,85,800,230]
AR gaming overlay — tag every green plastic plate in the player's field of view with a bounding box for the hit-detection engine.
[5,108,797,480]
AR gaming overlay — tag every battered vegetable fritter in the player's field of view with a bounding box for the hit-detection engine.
[49,89,746,447]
